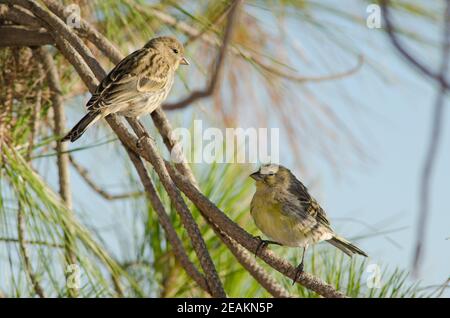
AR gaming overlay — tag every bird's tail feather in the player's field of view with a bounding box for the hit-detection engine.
[327,236,368,257]
[62,111,101,142]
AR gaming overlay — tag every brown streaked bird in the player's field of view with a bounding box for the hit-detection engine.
[249,164,368,283]
[62,36,189,142]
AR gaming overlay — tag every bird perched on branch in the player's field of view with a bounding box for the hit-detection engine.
[62,36,189,142]
[250,164,368,283]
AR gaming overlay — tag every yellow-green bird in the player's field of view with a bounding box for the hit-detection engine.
[250,164,368,283]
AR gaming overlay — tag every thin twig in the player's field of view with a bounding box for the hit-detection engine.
[413,0,450,276]
[17,203,46,297]
[68,154,145,200]
[258,55,364,83]
[162,0,241,111]
[0,237,64,248]
[380,0,450,90]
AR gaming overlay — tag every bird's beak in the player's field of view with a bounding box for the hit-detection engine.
[180,57,189,65]
[250,171,263,181]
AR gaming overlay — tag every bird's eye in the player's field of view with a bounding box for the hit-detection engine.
[172,48,179,54]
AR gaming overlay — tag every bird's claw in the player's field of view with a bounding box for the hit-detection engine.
[136,133,153,150]
[292,262,304,285]
[255,236,268,257]
[254,236,282,257]
[136,136,146,150]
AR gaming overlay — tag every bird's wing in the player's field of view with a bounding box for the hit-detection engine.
[307,198,331,226]
[87,48,170,111]
[286,178,332,227]
[135,48,171,93]
[280,198,333,242]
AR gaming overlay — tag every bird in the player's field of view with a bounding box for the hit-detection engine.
[62,36,189,142]
[249,163,368,283]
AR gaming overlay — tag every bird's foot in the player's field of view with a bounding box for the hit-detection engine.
[292,262,304,285]
[254,236,282,257]
[136,132,153,150]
